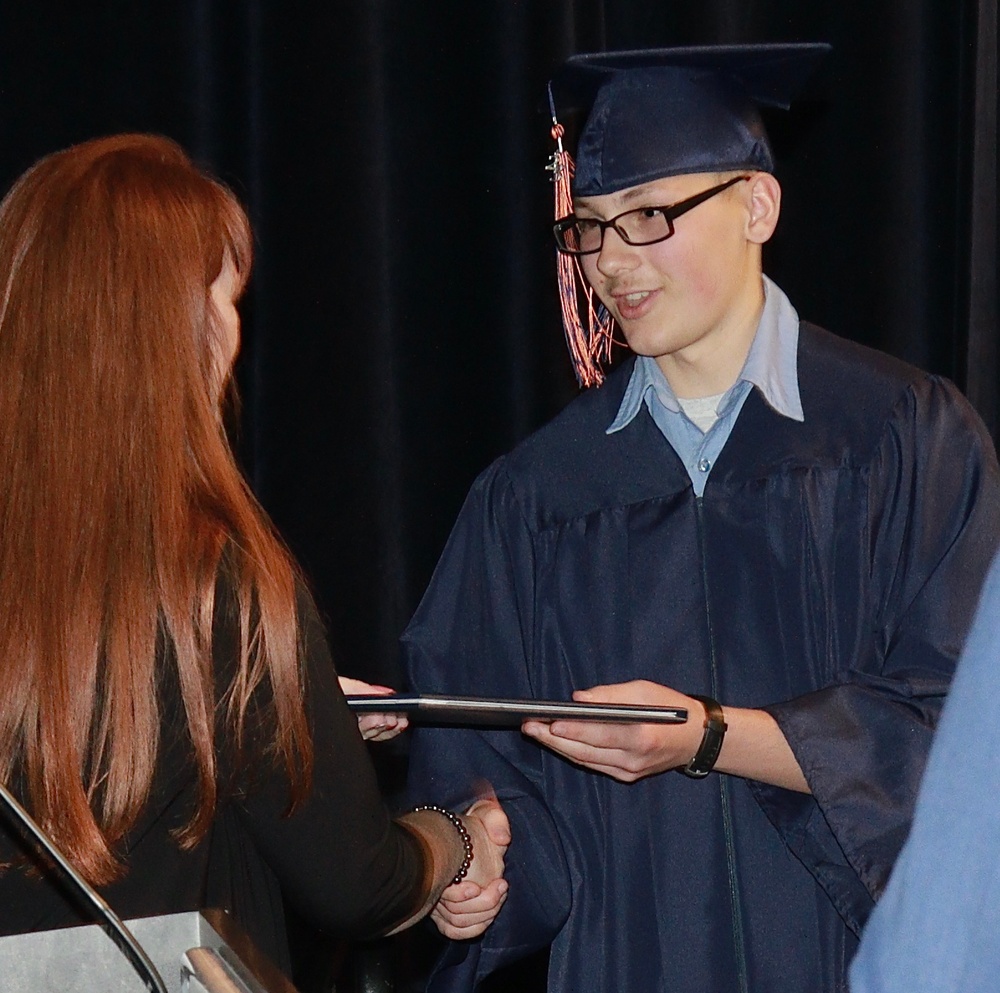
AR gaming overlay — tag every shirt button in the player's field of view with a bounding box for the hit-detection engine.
[697,458,712,473]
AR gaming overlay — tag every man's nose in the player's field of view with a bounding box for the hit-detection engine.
[595,225,640,277]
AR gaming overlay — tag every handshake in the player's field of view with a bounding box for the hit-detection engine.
[425,796,511,941]
[341,677,511,941]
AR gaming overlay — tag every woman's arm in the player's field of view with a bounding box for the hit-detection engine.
[389,798,510,936]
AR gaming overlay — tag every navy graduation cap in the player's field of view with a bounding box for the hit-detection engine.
[546,42,830,387]
[550,43,831,196]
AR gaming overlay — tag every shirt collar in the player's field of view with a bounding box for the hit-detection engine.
[742,275,804,422]
[606,275,803,434]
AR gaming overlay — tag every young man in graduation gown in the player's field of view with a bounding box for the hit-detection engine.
[402,44,1000,993]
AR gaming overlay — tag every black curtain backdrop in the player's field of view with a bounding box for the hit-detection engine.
[1,0,996,688]
[1,1,997,989]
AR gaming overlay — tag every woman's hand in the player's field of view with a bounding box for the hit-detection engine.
[338,676,408,742]
[431,797,511,940]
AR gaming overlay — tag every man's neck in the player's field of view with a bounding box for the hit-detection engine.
[655,277,765,399]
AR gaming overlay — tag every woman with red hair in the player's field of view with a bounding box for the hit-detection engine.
[0,133,507,973]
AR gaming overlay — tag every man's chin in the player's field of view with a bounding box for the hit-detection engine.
[618,328,673,361]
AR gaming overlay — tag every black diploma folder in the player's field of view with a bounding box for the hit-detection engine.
[345,693,687,727]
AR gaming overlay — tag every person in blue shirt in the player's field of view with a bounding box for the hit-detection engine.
[849,550,1000,993]
[402,45,1000,993]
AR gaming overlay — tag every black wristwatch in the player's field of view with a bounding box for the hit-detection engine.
[681,695,727,779]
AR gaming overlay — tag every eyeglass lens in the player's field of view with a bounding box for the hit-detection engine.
[567,209,673,253]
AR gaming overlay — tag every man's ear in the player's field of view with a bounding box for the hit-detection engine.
[745,172,781,245]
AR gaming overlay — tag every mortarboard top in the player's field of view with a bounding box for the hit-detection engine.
[550,43,831,197]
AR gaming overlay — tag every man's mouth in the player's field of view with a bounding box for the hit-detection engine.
[611,288,658,319]
[616,290,651,304]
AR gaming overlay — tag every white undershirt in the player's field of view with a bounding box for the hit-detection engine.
[677,392,727,434]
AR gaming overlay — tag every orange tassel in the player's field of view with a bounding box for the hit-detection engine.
[549,119,615,388]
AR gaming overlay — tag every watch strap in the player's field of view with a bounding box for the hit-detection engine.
[681,695,727,779]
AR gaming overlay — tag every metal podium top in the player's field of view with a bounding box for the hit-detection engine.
[0,909,299,993]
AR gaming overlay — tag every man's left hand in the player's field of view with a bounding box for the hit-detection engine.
[521,680,704,782]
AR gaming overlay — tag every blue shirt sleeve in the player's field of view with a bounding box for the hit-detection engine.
[850,551,1000,992]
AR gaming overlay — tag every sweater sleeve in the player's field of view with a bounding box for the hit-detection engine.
[219,583,427,939]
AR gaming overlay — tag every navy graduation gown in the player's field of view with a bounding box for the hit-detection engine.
[403,324,1000,993]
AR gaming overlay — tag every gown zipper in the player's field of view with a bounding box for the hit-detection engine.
[696,496,750,993]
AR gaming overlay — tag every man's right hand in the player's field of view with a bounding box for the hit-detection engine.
[431,797,510,940]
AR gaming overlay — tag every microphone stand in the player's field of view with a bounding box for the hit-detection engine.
[0,782,169,993]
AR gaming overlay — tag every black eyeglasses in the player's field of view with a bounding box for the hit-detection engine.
[553,175,751,255]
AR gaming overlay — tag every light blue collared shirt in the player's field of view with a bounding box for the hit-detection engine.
[606,276,803,496]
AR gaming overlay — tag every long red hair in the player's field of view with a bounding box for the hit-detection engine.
[0,134,312,884]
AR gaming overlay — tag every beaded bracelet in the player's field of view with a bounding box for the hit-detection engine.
[411,804,474,885]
